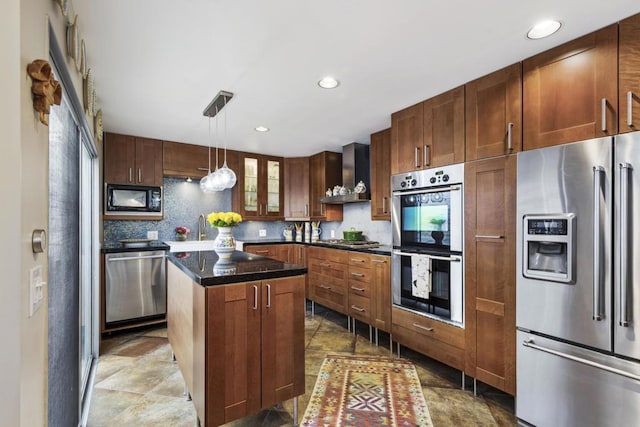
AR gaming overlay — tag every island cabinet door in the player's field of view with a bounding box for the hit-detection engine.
[206,282,262,426]
[261,276,306,408]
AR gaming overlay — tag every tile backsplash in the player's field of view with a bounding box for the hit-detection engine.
[103,178,391,244]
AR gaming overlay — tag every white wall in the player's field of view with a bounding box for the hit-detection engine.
[0,0,22,425]
[0,0,90,425]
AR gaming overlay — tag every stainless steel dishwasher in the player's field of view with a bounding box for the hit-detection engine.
[105,250,167,324]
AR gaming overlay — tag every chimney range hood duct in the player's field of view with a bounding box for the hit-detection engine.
[320,142,370,204]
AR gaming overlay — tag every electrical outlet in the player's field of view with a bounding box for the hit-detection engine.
[331,229,336,238]
[29,265,45,317]
[147,230,159,240]
[259,229,267,237]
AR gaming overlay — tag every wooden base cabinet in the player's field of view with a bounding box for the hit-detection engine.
[168,265,305,427]
[307,246,348,313]
[464,155,516,395]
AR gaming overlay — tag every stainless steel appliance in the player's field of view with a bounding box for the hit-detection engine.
[391,163,464,326]
[105,183,162,217]
[516,135,640,427]
[105,250,166,324]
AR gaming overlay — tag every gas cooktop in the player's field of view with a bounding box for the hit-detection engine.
[317,239,380,249]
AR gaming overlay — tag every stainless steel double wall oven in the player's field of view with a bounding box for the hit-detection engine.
[391,163,464,327]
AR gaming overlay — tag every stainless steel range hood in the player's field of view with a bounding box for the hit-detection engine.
[320,142,370,204]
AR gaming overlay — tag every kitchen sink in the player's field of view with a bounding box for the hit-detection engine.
[164,240,218,252]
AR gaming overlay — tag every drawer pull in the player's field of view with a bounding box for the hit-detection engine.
[319,285,332,290]
[412,322,434,332]
[319,262,331,267]
[351,272,365,277]
[351,305,365,313]
[371,259,387,264]
[255,250,269,254]
[474,234,504,239]
[351,258,366,263]
[351,286,365,292]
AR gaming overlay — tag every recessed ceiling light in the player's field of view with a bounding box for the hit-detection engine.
[254,126,270,132]
[527,20,562,39]
[318,76,340,89]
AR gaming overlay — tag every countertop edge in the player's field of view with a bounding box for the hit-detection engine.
[238,239,391,256]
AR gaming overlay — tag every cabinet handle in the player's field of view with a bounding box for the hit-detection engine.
[305,204,309,216]
[474,234,504,239]
[350,258,365,263]
[423,145,430,167]
[414,146,420,168]
[351,286,365,292]
[601,98,607,132]
[412,322,434,332]
[266,283,271,308]
[255,250,269,254]
[319,262,331,267]
[371,259,386,264]
[321,203,325,216]
[351,305,365,313]
[382,196,387,214]
[259,204,262,216]
[138,168,143,183]
[507,122,514,151]
[628,91,634,127]
[351,272,365,277]
[253,285,258,310]
[319,285,332,290]
[129,167,133,183]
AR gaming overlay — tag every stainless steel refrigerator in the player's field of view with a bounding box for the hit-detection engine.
[516,133,640,427]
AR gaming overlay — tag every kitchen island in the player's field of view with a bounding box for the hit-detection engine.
[167,250,307,427]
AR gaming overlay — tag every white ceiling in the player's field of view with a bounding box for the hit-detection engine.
[85,0,640,157]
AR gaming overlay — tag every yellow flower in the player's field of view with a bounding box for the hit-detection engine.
[207,211,243,227]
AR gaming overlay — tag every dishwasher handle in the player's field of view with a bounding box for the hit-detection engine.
[107,254,166,262]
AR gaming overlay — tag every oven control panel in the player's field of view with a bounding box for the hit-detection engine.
[391,163,463,191]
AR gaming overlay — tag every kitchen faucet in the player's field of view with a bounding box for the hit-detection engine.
[198,214,207,240]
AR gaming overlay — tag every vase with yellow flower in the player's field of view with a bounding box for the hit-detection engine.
[207,211,243,260]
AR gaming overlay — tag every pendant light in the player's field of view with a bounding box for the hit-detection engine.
[200,110,224,192]
[217,95,237,189]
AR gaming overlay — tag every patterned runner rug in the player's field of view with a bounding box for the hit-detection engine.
[302,354,433,426]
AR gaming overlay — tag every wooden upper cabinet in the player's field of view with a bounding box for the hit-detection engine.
[370,128,391,220]
[237,154,284,220]
[391,87,465,174]
[423,85,465,168]
[466,64,522,160]
[523,24,618,150]
[309,151,343,221]
[163,141,209,179]
[104,133,163,186]
[284,157,310,220]
[391,102,423,175]
[464,155,516,395]
[619,13,640,134]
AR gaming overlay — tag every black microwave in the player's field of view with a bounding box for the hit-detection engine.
[105,184,162,216]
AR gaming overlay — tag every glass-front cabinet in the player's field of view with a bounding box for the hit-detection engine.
[238,154,284,220]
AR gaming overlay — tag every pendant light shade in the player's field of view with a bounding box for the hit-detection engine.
[203,90,236,190]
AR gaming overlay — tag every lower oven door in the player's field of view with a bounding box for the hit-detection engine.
[392,250,463,326]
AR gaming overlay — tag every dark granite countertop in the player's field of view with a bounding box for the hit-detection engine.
[101,241,170,253]
[167,250,307,286]
[237,239,392,256]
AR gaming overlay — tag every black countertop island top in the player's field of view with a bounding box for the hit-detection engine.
[101,241,170,253]
[167,250,307,286]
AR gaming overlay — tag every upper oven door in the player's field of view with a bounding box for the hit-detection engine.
[392,183,463,252]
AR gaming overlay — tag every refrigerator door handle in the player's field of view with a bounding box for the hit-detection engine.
[619,162,632,327]
[523,338,640,382]
[593,165,604,321]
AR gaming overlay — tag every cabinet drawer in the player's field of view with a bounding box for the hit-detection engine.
[308,259,348,281]
[392,307,464,349]
[347,273,371,298]
[392,321,465,371]
[348,253,371,268]
[348,293,371,323]
[311,282,347,313]
[307,247,347,265]
[309,275,346,296]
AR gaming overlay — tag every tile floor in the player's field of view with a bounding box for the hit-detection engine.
[87,304,515,426]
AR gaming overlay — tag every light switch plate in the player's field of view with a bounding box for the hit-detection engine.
[259,229,267,237]
[147,230,159,240]
[29,265,45,317]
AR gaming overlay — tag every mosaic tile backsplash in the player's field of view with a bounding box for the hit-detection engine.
[103,178,391,244]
